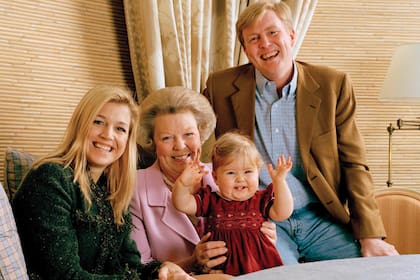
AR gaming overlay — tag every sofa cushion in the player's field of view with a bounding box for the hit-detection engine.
[4,148,35,200]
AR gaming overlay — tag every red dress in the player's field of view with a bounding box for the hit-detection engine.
[194,184,283,276]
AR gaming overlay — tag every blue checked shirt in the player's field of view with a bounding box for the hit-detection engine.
[0,183,28,280]
[254,64,319,209]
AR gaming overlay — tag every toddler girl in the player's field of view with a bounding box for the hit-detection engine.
[173,132,293,276]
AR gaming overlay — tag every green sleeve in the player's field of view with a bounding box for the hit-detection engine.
[12,163,160,279]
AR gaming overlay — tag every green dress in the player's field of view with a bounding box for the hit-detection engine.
[12,162,160,279]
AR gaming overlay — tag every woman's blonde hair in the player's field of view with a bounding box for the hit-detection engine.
[137,86,216,163]
[212,132,263,171]
[33,85,139,225]
[236,1,293,47]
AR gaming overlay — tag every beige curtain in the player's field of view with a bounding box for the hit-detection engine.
[124,0,317,100]
[284,0,318,59]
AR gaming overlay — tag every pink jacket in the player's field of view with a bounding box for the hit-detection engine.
[130,161,217,263]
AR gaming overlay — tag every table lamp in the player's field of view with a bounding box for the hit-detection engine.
[379,43,420,187]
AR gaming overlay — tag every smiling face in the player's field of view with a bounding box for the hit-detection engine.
[153,111,201,182]
[86,102,131,180]
[242,10,295,83]
[213,156,260,201]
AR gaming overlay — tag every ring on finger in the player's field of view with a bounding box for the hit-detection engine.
[202,265,211,273]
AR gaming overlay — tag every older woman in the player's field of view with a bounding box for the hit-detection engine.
[130,87,275,276]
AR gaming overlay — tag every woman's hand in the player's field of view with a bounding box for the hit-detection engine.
[193,274,233,280]
[158,261,195,280]
[193,233,228,273]
[260,221,277,246]
[193,223,277,272]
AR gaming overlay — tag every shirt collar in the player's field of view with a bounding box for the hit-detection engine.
[255,62,298,99]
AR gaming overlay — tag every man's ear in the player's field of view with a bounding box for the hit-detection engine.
[290,29,296,47]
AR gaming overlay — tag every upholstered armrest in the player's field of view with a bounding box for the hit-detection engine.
[375,188,420,254]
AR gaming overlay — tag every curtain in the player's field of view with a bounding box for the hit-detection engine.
[284,0,318,59]
[124,0,317,100]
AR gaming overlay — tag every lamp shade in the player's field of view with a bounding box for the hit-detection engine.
[380,43,420,100]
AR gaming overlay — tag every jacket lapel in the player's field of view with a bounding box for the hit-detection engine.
[231,64,257,138]
[146,163,200,244]
[295,62,321,166]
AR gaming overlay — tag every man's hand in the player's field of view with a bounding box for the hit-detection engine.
[359,238,399,257]
[260,221,277,246]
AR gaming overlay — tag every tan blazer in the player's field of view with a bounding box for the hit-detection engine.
[203,61,386,239]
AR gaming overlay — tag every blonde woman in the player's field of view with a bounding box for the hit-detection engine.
[12,85,192,279]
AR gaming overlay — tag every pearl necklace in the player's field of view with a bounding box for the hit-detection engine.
[162,173,175,190]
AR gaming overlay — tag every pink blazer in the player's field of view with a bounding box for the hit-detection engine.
[130,161,217,263]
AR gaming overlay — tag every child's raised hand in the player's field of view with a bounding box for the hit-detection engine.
[267,155,292,183]
[177,153,208,190]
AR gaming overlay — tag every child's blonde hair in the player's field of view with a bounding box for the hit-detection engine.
[212,132,263,170]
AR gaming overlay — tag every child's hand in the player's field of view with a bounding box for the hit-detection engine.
[267,155,292,183]
[177,160,208,190]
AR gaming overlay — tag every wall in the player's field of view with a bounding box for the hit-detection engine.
[0,0,134,184]
[297,0,420,191]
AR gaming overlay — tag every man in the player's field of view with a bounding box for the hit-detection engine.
[203,1,398,264]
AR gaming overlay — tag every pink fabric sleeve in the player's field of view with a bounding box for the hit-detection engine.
[130,188,153,263]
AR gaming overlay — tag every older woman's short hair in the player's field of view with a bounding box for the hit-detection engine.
[236,1,293,47]
[138,86,216,157]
